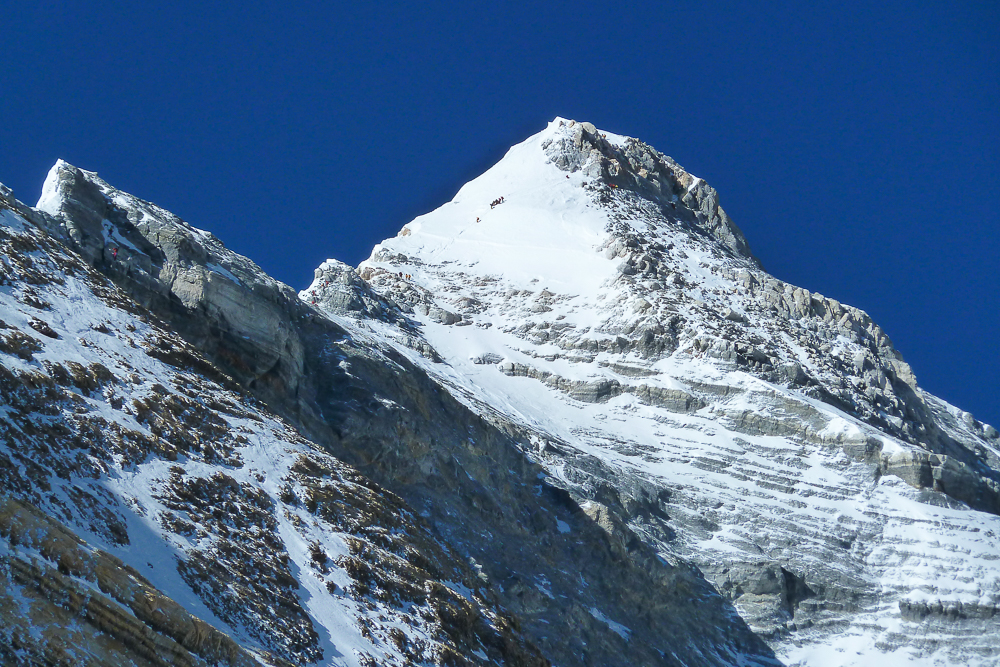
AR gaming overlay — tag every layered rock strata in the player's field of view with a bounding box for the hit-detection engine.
[325,118,1000,666]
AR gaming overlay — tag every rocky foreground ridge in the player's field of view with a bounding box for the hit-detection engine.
[0,118,996,666]
[0,182,556,666]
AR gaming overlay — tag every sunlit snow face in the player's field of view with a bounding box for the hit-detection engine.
[305,119,1000,667]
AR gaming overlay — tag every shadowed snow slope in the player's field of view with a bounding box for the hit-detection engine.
[300,118,1000,667]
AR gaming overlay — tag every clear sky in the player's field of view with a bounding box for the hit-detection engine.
[2,1,997,429]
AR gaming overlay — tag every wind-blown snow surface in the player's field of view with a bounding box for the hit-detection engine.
[305,119,1000,666]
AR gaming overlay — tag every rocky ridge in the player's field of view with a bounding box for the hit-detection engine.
[0,186,550,666]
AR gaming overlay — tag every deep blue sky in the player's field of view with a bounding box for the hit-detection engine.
[3,2,997,428]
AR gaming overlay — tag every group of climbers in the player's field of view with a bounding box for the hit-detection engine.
[105,225,120,260]
[397,272,412,280]
[106,225,123,261]
[490,196,505,209]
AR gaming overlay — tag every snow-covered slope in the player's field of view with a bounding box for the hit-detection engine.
[0,186,547,666]
[304,118,1000,666]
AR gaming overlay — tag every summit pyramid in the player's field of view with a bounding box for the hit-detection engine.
[308,118,1000,666]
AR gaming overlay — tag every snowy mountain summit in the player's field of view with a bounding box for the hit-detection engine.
[0,118,997,667]
[305,118,1000,666]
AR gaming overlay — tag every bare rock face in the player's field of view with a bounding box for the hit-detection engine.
[541,118,757,263]
[36,160,110,265]
[35,161,307,416]
[308,259,382,316]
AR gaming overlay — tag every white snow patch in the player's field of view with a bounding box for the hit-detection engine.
[206,262,242,285]
[589,607,631,641]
